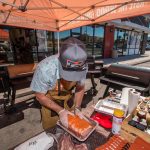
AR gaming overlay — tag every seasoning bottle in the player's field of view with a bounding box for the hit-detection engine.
[112,109,125,134]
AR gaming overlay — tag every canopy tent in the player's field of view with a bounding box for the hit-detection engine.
[0,0,150,32]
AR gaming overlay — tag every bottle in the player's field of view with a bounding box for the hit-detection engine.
[112,109,124,134]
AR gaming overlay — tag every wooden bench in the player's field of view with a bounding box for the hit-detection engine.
[100,64,150,98]
[7,63,37,107]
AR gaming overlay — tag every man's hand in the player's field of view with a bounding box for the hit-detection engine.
[74,108,88,121]
[74,108,83,118]
[58,109,73,128]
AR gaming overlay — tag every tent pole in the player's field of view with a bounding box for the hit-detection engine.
[0,0,18,8]
[3,0,17,23]
[57,32,60,55]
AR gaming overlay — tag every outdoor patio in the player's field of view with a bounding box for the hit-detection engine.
[0,0,150,149]
[0,78,104,150]
[0,52,150,149]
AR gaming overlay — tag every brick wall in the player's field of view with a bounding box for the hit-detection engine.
[103,25,115,58]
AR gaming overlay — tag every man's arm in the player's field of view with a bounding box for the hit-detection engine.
[74,84,85,108]
[35,92,63,114]
[35,92,73,128]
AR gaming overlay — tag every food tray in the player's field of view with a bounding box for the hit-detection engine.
[94,99,128,116]
[57,116,98,141]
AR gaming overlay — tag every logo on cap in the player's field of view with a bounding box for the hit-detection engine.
[64,59,87,71]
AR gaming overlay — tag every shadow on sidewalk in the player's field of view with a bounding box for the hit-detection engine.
[82,88,97,108]
[0,98,40,129]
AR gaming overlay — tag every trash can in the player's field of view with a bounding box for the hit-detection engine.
[112,50,118,58]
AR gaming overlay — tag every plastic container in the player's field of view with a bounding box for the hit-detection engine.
[112,109,124,134]
[94,99,128,116]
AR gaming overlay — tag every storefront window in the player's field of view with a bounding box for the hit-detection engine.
[28,30,38,62]
[85,26,94,56]
[47,31,54,56]
[94,25,104,56]
[80,26,87,43]
[114,29,118,50]
[71,27,81,39]
[123,31,129,55]
[117,29,126,56]
[114,28,129,56]
[29,30,53,62]
[71,26,94,56]
[127,31,141,55]
[135,33,141,54]
[54,25,104,57]
[0,29,13,64]
[112,29,143,56]
[9,29,35,64]
[54,30,71,54]
[74,25,104,57]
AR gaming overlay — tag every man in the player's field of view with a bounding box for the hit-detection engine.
[30,37,88,129]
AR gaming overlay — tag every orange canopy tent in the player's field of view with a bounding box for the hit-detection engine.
[0,0,150,32]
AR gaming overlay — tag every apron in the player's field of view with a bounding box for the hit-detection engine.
[41,80,77,130]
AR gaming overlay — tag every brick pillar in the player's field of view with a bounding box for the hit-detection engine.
[103,25,115,58]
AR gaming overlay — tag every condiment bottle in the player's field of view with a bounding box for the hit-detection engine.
[112,109,124,134]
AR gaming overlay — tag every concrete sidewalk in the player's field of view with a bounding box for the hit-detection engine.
[102,50,150,67]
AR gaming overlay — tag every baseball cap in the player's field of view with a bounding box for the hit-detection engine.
[59,37,87,81]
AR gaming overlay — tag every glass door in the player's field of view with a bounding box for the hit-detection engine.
[94,25,104,57]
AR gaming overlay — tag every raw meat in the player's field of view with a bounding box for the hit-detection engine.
[58,134,88,150]
[68,114,93,137]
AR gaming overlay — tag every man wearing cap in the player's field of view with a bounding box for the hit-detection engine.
[30,37,87,129]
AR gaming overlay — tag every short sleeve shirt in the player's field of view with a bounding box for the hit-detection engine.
[30,55,86,94]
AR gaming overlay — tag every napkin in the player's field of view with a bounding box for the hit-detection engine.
[15,132,54,150]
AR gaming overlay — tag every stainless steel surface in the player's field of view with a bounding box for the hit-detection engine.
[94,99,128,116]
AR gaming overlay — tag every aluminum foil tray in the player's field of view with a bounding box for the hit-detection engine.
[57,116,98,141]
[94,99,128,116]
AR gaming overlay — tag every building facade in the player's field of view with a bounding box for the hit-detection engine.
[0,15,150,64]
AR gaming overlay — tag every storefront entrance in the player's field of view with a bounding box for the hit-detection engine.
[114,28,143,56]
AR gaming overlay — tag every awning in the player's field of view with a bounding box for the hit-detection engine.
[110,19,150,33]
[0,0,150,31]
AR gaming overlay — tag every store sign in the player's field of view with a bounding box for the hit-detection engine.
[66,1,147,30]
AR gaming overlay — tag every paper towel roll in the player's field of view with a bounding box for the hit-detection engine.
[120,88,135,105]
[128,90,141,114]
